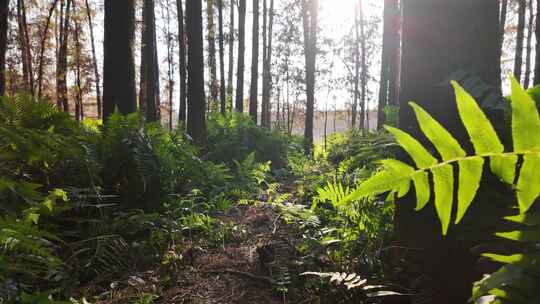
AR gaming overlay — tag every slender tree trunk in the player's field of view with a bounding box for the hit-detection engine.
[74,20,83,122]
[207,0,218,112]
[265,0,274,128]
[165,0,174,129]
[37,0,59,99]
[17,0,34,95]
[515,0,526,83]
[535,0,540,85]
[398,1,501,303]
[359,0,367,130]
[103,0,137,120]
[139,0,160,122]
[218,0,226,113]
[177,0,187,124]
[524,0,534,88]
[56,0,71,112]
[0,0,8,96]
[352,0,360,129]
[302,0,317,156]
[249,0,259,123]
[235,0,246,112]
[227,0,234,110]
[84,0,102,118]
[186,0,207,146]
[499,0,507,50]
[261,0,267,127]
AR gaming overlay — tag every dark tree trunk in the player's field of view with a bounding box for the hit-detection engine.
[85,0,102,118]
[37,0,59,99]
[515,0,526,83]
[524,0,534,88]
[499,0,507,50]
[0,0,8,96]
[227,0,234,110]
[103,0,137,120]
[177,0,187,124]
[186,0,207,146]
[165,0,174,129]
[207,0,218,112]
[535,0,540,85]
[265,0,274,128]
[17,0,34,95]
[302,0,317,156]
[140,0,160,122]
[56,0,71,112]
[261,0,267,127]
[235,0,246,112]
[218,0,226,114]
[249,0,259,123]
[74,20,83,122]
[398,1,501,303]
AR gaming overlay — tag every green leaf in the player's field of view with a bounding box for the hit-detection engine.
[412,171,430,211]
[452,81,504,154]
[432,164,454,235]
[516,155,540,213]
[456,157,484,224]
[384,126,437,168]
[490,155,518,185]
[496,230,540,243]
[510,77,540,152]
[410,102,466,161]
[482,253,525,265]
[504,212,540,226]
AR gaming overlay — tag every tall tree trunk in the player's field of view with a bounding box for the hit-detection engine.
[227,0,234,110]
[524,0,534,88]
[177,0,187,124]
[261,0,267,127]
[352,0,360,129]
[165,0,174,129]
[37,0,59,99]
[218,0,226,113]
[377,0,398,129]
[249,0,259,123]
[535,0,540,85]
[302,0,317,156]
[0,0,8,96]
[359,0,367,130]
[499,0,507,50]
[139,0,160,122]
[84,0,102,118]
[235,0,246,112]
[56,0,71,112]
[515,0,526,83]
[265,0,274,128]
[186,0,207,146]
[17,0,34,95]
[103,0,137,120]
[398,1,501,303]
[74,20,83,122]
[207,0,218,112]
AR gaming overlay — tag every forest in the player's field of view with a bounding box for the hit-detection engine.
[1,0,540,303]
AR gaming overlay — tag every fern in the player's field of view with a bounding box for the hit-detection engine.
[345,79,540,234]
[302,271,402,297]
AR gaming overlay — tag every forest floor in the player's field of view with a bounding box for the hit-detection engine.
[91,182,314,304]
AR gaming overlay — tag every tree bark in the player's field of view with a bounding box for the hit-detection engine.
[186,0,207,146]
[514,0,526,83]
[0,0,8,96]
[84,0,102,118]
[17,0,34,95]
[398,1,501,303]
[218,0,226,114]
[249,0,259,123]
[74,19,83,122]
[524,0,534,88]
[227,0,234,110]
[499,0,507,50]
[37,0,59,99]
[56,0,71,112]
[139,0,160,122]
[235,0,246,113]
[535,0,540,85]
[302,0,317,156]
[103,0,137,120]
[207,0,218,112]
[261,0,267,127]
[262,0,274,129]
[359,0,367,130]
[352,0,360,129]
[177,0,187,123]
[165,0,174,129]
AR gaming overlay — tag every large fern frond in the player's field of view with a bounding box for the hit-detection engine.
[345,79,540,234]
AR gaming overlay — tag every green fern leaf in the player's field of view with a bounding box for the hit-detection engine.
[510,77,540,152]
[496,230,540,243]
[516,155,540,212]
[482,253,525,265]
[432,164,454,234]
[384,126,437,168]
[412,171,430,211]
[490,155,518,184]
[410,102,466,161]
[456,157,484,223]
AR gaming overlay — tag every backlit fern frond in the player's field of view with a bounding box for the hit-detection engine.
[345,79,540,234]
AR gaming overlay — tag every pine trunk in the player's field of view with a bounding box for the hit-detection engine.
[302,0,317,156]
[74,20,83,122]
[37,0,59,99]
[261,0,267,127]
[227,0,234,110]
[207,0,218,112]
[186,0,207,146]
[499,0,507,50]
[139,0,160,122]
[218,0,226,113]
[177,0,187,123]
[235,0,246,112]
[359,0,367,130]
[515,0,526,83]
[103,0,137,120]
[249,0,259,123]
[56,0,71,112]
[352,0,360,129]
[524,0,534,88]
[84,0,102,118]
[0,0,8,96]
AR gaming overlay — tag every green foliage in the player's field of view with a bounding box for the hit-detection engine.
[346,79,540,235]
